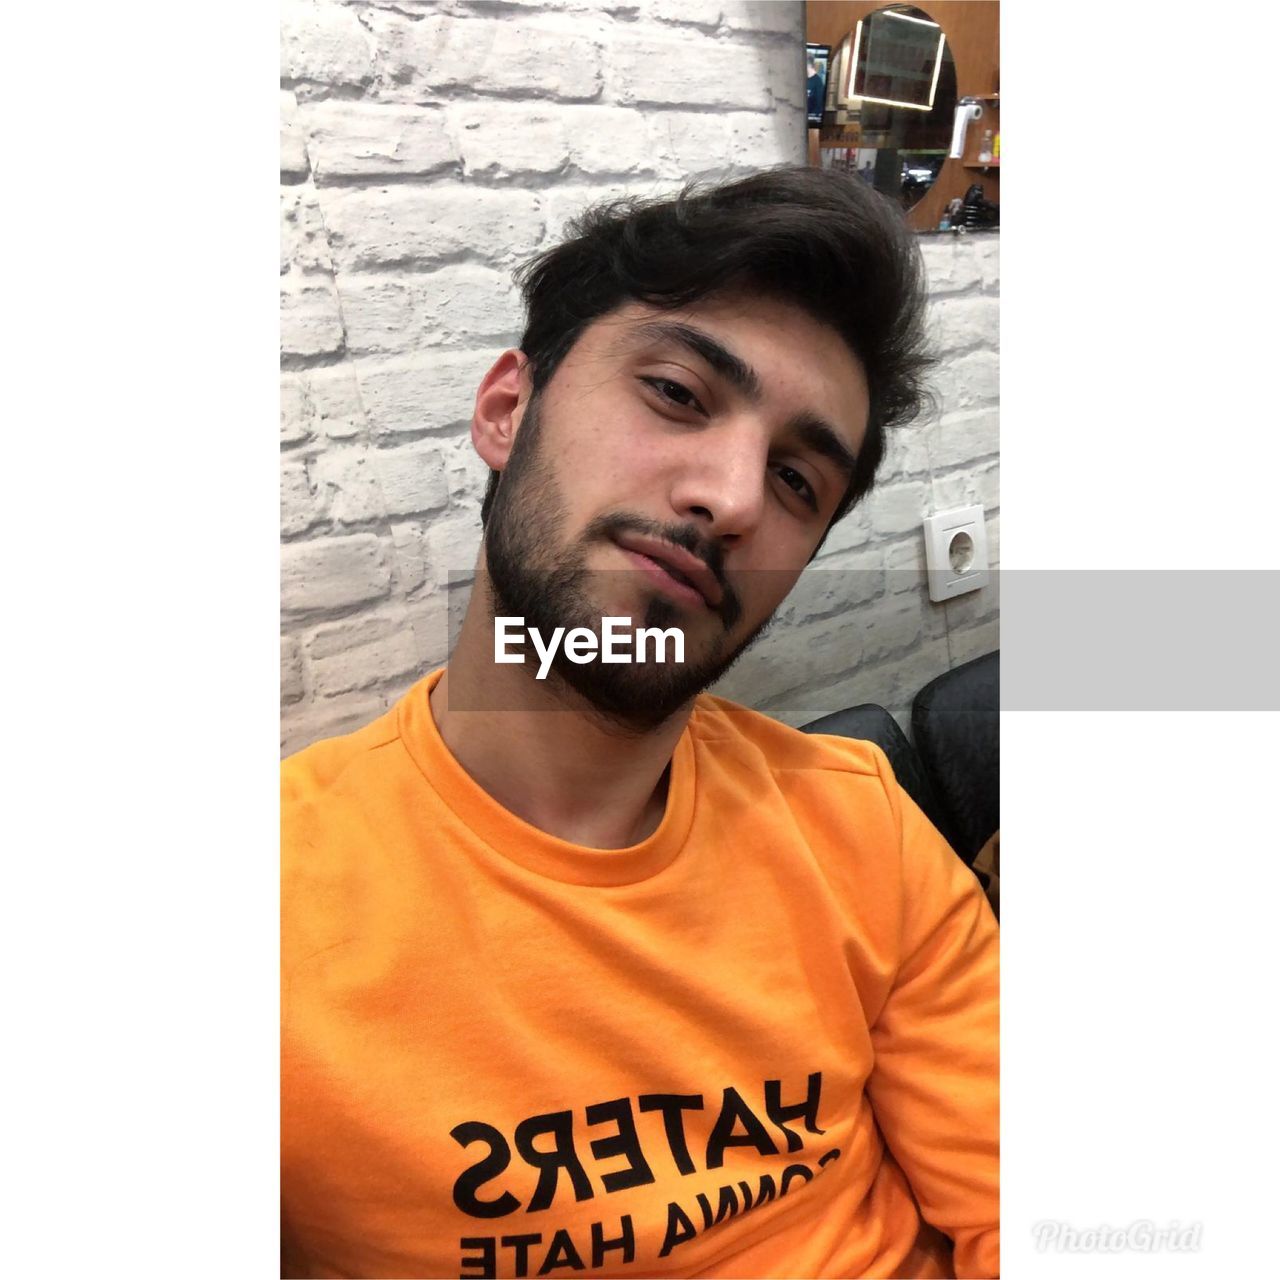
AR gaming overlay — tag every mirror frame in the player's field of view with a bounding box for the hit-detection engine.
[805,0,1000,232]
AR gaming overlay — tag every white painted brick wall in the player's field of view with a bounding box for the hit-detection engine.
[280,0,998,755]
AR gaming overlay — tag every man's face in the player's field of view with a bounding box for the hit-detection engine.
[483,294,871,733]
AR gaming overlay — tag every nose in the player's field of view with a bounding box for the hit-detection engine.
[667,422,767,544]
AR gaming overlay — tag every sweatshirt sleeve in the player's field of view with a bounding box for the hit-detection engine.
[864,747,1001,1278]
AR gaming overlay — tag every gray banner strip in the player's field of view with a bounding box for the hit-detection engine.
[1002,570,1280,710]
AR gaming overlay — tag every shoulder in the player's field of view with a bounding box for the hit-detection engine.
[688,691,904,842]
[690,691,892,785]
[689,694,917,946]
[281,705,402,817]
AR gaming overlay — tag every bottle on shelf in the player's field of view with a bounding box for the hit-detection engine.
[977,129,993,164]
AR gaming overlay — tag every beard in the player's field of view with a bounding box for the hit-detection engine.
[482,395,778,734]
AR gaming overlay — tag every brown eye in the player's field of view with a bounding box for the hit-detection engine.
[640,377,706,415]
[776,465,818,511]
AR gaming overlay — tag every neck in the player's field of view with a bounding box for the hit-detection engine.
[429,577,692,850]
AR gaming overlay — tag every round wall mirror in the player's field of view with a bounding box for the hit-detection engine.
[819,5,958,214]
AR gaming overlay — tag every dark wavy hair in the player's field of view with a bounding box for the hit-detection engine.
[481,166,933,534]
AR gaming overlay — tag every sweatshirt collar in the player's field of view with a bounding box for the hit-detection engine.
[398,668,697,887]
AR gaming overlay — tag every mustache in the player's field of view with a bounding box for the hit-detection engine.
[581,511,742,631]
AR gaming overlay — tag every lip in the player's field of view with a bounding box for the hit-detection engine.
[613,533,724,610]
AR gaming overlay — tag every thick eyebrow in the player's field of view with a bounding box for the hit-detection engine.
[783,411,860,483]
[626,320,764,402]
[624,318,861,478]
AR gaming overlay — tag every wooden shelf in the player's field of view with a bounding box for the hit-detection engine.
[964,159,1000,169]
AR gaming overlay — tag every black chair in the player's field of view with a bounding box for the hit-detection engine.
[800,703,953,847]
[911,651,999,865]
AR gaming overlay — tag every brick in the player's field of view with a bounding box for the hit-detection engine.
[927,293,999,358]
[453,0,636,9]
[864,636,953,710]
[318,185,544,271]
[703,630,780,707]
[932,349,998,412]
[357,352,488,440]
[884,534,927,594]
[280,275,344,359]
[866,479,929,537]
[727,111,805,170]
[370,441,450,518]
[428,512,482,583]
[563,106,661,177]
[920,236,983,297]
[307,609,391,660]
[281,459,319,537]
[404,587,453,664]
[304,101,457,183]
[280,375,312,445]
[608,38,772,110]
[436,431,489,507]
[281,690,389,758]
[306,363,367,440]
[930,459,1000,513]
[306,611,423,696]
[928,467,969,512]
[928,406,999,470]
[281,635,305,704]
[947,617,1000,666]
[339,268,521,355]
[752,666,864,729]
[861,593,927,663]
[974,459,1001,512]
[719,1,803,36]
[645,112,732,181]
[781,551,884,624]
[280,185,335,276]
[281,533,391,613]
[760,635,955,730]
[358,0,438,11]
[746,609,869,701]
[309,445,386,526]
[365,12,602,100]
[814,499,871,558]
[389,520,432,596]
[280,0,374,87]
[880,422,932,480]
[282,366,366,446]
[280,90,309,181]
[760,40,806,112]
[642,0,723,32]
[335,279,416,355]
[973,232,1000,292]
[444,575,475,653]
[753,675,852,730]
[452,102,571,179]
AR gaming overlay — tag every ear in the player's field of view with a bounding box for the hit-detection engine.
[471,350,532,473]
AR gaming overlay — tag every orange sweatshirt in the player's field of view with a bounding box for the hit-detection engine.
[282,668,999,1279]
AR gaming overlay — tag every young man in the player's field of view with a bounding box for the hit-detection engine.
[282,169,999,1279]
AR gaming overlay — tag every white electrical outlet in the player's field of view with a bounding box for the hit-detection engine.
[922,505,990,602]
